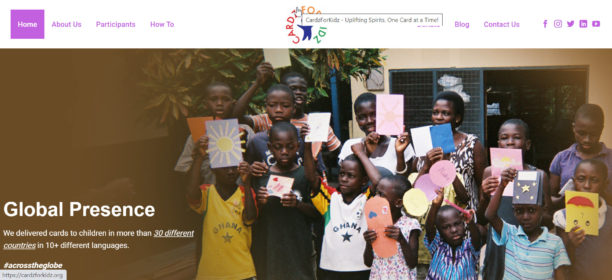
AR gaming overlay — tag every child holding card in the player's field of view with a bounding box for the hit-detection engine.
[553,159,612,280]
[252,122,319,280]
[479,119,553,280]
[175,81,255,183]
[338,92,414,176]
[424,187,481,280]
[245,84,327,176]
[550,104,612,210]
[485,168,570,280]
[186,139,257,280]
[308,140,380,279]
[234,71,341,154]
[362,175,421,280]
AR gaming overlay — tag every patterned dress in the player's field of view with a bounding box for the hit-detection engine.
[425,232,479,280]
[369,215,421,280]
[449,134,479,210]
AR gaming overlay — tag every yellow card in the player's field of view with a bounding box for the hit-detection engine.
[565,191,599,236]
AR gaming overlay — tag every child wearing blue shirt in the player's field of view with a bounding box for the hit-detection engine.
[486,168,570,280]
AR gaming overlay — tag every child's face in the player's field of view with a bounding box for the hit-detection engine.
[436,209,466,247]
[267,130,298,168]
[513,204,543,234]
[206,86,235,118]
[212,166,239,187]
[285,77,308,109]
[432,100,460,129]
[376,179,402,210]
[573,116,603,153]
[498,123,531,151]
[338,160,367,197]
[574,162,607,195]
[355,101,376,134]
[265,90,295,123]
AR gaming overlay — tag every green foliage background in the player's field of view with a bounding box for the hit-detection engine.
[140,49,385,126]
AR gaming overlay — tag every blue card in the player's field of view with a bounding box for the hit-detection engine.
[430,123,455,154]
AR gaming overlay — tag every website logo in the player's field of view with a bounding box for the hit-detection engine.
[592,20,600,27]
[553,19,562,28]
[286,6,327,44]
[580,20,588,28]
[543,20,547,28]
[567,20,574,27]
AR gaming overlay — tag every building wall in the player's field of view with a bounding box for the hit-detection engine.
[349,49,612,143]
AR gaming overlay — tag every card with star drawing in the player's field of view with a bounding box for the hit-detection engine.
[512,170,542,205]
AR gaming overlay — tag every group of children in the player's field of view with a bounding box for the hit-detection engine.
[180,62,612,280]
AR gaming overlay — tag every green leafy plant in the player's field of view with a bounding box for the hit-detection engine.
[140,49,385,126]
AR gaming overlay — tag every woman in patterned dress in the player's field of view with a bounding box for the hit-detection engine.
[418,91,487,211]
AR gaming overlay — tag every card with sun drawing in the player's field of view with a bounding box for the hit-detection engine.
[206,119,244,168]
[376,94,404,135]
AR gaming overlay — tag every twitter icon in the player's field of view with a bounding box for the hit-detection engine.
[567,20,575,27]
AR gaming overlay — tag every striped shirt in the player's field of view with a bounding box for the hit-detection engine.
[250,113,341,151]
[425,232,479,280]
[492,221,570,280]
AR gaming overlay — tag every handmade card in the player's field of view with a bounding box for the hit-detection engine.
[490,148,523,196]
[266,175,294,198]
[263,49,291,68]
[512,170,541,205]
[410,124,455,157]
[187,116,214,143]
[565,191,599,236]
[430,160,456,187]
[364,197,397,258]
[376,94,404,135]
[414,174,438,201]
[403,188,428,217]
[206,119,244,168]
[430,123,455,154]
[305,113,331,142]
[410,126,433,157]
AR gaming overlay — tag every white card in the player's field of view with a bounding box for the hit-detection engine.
[266,175,294,198]
[263,49,291,69]
[305,113,331,142]
[410,125,433,157]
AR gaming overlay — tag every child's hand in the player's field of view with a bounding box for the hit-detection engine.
[384,225,402,241]
[363,229,377,244]
[395,130,410,154]
[250,162,269,177]
[432,187,444,206]
[255,62,274,85]
[351,142,366,156]
[238,161,250,176]
[365,132,380,155]
[300,123,310,141]
[463,209,476,224]
[280,192,298,207]
[256,187,269,205]
[191,135,209,159]
[482,176,500,197]
[568,226,586,247]
[500,168,518,188]
[424,147,444,169]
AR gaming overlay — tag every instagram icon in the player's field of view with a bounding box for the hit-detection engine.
[554,19,562,28]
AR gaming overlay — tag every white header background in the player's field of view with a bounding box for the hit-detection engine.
[1,0,610,48]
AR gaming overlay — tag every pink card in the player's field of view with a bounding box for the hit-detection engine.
[266,175,294,198]
[414,174,439,201]
[490,148,523,177]
[430,160,456,187]
[490,148,522,196]
[376,94,404,135]
[364,197,397,258]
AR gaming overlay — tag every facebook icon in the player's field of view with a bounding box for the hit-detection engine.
[543,20,547,28]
